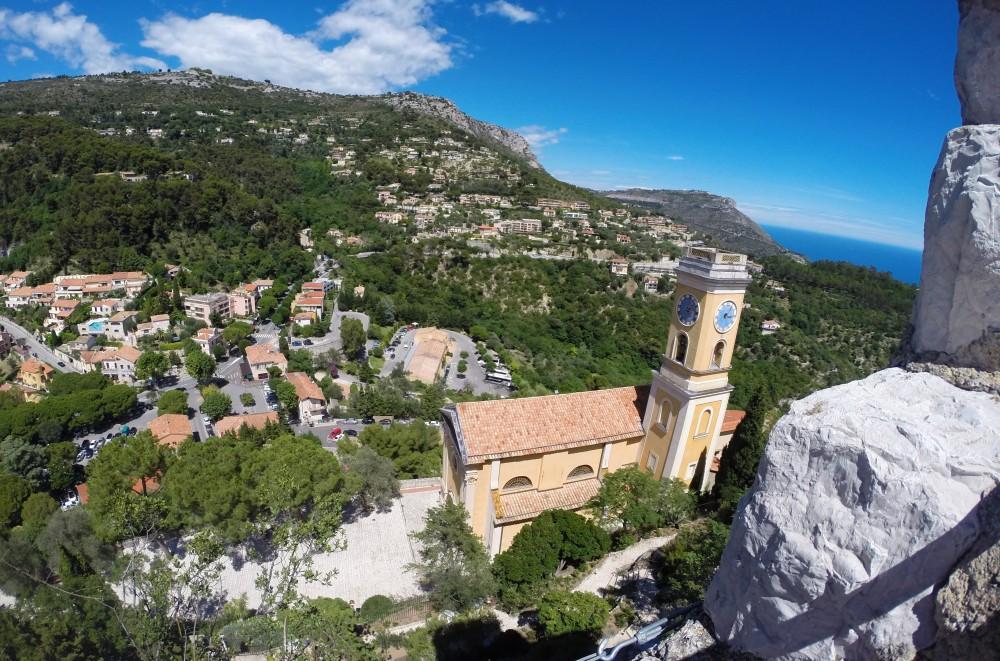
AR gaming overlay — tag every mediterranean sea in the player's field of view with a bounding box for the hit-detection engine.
[761,225,923,285]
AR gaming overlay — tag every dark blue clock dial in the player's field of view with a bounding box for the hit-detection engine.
[677,294,700,326]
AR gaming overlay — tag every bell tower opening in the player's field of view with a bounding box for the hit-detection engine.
[673,333,689,365]
[712,340,726,369]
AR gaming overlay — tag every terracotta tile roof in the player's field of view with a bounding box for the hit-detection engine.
[495,478,601,524]
[151,314,170,322]
[19,358,53,376]
[114,346,141,363]
[451,386,647,463]
[245,343,287,366]
[214,411,279,436]
[286,371,325,402]
[147,414,192,448]
[109,310,137,322]
[721,409,746,434]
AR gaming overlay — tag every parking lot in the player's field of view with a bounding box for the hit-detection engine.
[381,326,513,397]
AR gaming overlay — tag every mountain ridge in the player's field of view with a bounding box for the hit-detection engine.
[604,188,784,257]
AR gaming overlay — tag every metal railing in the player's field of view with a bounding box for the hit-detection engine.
[576,603,701,661]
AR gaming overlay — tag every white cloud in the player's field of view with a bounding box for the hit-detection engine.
[139,0,453,94]
[476,1,540,23]
[0,3,164,73]
[666,155,684,161]
[5,44,35,64]
[517,124,567,150]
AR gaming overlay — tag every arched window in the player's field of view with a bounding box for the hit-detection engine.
[502,476,533,492]
[696,409,713,436]
[566,465,594,481]
[712,340,726,369]
[673,333,689,365]
[658,401,671,426]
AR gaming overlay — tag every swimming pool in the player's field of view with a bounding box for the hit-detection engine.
[86,320,106,333]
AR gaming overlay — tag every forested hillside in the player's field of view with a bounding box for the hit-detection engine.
[0,70,916,404]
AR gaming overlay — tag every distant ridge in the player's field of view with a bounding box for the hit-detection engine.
[604,188,784,257]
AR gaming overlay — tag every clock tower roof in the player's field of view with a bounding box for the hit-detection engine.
[677,247,752,288]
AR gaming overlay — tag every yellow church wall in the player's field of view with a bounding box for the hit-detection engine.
[565,445,604,480]
[442,438,462,500]
[498,454,544,490]
[469,462,491,538]
[666,285,746,373]
[606,437,642,473]
[499,521,528,552]
[640,388,682,479]
[675,400,723,484]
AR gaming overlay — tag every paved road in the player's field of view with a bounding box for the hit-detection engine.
[0,315,81,372]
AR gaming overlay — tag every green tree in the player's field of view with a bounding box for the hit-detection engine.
[222,321,254,352]
[344,446,398,513]
[359,594,394,623]
[156,389,188,415]
[0,472,30,529]
[536,590,609,638]
[200,387,232,421]
[340,318,366,359]
[419,383,446,421]
[657,519,730,606]
[19,492,58,536]
[45,442,78,493]
[257,294,277,319]
[135,351,169,385]
[358,422,441,479]
[274,380,299,418]
[185,349,216,384]
[493,510,610,588]
[713,388,772,520]
[85,432,167,541]
[240,392,255,407]
[409,500,495,612]
[588,467,695,540]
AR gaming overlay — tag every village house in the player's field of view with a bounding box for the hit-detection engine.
[245,343,287,380]
[4,284,55,310]
[194,327,222,353]
[214,411,279,437]
[45,298,81,332]
[17,358,54,396]
[228,285,259,319]
[644,274,661,293]
[184,293,231,325]
[105,311,138,343]
[286,372,327,425]
[291,291,326,321]
[148,414,193,449]
[761,320,782,335]
[0,271,30,293]
[610,258,630,276]
[617,233,632,244]
[80,346,142,384]
[91,298,125,317]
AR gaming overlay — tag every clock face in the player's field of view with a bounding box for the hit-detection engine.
[715,300,738,333]
[676,294,700,326]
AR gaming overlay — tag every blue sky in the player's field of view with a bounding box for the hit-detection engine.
[0,1,959,249]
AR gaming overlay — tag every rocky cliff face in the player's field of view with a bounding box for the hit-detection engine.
[379,92,541,168]
[955,0,1000,125]
[705,369,1000,660]
[909,125,1000,370]
[603,189,783,257]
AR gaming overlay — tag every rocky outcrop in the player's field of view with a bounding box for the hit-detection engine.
[925,486,1000,660]
[379,92,541,167]
[909,125,1000,371]
[603,189,783,257]
[705,368,1000,660]
[956,0,1000,125]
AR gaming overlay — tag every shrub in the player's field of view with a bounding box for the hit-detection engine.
[359,594,394,622]
[657,519,730,606]
[240,392,255,407]
[536,590,609,638]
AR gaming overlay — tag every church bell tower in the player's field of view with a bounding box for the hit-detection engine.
[639,247,751,490]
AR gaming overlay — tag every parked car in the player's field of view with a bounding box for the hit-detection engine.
[303,339,313,346]
[328,428,343,439]
[57,361,66,367]
[379,419,392,427]
[345,429,359,437]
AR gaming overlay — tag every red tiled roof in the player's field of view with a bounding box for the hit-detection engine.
[245,343,286,366]
[286,372,325,402]
[147,414,192,448]
[721,410,746,435]
[495,478,601,524]
[214,411,279,436]
[453,386,647,463]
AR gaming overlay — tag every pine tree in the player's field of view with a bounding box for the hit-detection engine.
[712,387,772,521]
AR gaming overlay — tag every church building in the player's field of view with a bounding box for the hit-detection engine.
[440,247,751,554]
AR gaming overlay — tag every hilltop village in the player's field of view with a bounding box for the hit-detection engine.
[0,70,918,659]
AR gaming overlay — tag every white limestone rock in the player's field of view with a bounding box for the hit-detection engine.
[956,0,1000,125]
[910,124,1000,370]
[704,368,1000,660]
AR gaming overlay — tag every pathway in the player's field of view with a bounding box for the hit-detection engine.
[574,534,674,596]
[0,315,81,372]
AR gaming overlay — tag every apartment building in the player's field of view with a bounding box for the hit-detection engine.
[184,293,231,325]
[496,219,543,235]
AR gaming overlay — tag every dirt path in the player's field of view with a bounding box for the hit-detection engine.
[575,534,674,595]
